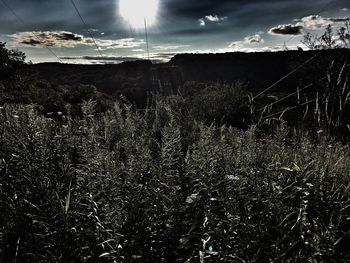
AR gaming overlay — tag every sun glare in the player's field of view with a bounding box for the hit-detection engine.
[119,0,159,28]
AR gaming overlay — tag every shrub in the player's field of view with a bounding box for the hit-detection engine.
[0,101,349,262]
[189,82,251,128]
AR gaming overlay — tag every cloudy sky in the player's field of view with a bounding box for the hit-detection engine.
[0,0,349,64]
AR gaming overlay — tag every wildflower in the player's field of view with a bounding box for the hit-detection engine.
[186,193,199,204]
[226,174,239,180]
[203,217,208,227]
[186,196,193,204]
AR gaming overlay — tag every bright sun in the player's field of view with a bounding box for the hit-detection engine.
[119,0,159,28]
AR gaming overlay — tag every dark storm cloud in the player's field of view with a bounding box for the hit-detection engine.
[158,0,335,46]
[20,39,42,46]
[57,32,83,41]
[1,1,348,37]
[10,31,144,50]
[163,0,235,18]
[1,0,349,32]
[162,0,301,19]
[268,24,303,35]
[169,26,228,36]
[0,0,120,35]
[1,0,350,62]
[13,31,92,48]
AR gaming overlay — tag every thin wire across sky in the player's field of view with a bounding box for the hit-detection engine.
[70,0,103,58]
[0,0,62,62]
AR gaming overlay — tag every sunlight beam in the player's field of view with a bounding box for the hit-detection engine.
[119,0,159,28]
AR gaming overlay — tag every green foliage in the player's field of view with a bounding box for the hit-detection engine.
[189,82,250,128]
[0,101,350,262]
[0,42,112,115]
[0,42,26,81]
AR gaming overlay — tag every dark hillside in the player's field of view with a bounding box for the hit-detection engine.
[31,60,153,105]
[31,49,350,103]
[169,49,350,93]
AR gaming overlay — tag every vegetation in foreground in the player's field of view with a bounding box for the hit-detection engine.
[0,99,349,263]
[1,23,350,262]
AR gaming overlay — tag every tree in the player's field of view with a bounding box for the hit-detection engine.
[302,21,350,50]
[0,42,26,81]
[301,21,350,139]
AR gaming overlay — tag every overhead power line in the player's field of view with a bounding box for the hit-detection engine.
[70,0,103,57]
[0,0,62,63]
[284,0,336,46]
[253,1,338,100]
[263,99,316,120]
[258,83,313,112]
[253,52,320,100]
[260,63,349,121]
[258,63,350,112]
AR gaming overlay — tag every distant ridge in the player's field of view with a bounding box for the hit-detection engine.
[31,49,350,104]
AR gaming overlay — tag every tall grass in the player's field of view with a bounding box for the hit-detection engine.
[0,100,349,262]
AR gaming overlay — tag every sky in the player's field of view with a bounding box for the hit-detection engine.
[0,0,349,64]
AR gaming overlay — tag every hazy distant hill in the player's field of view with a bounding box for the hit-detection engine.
[31,49,350,103]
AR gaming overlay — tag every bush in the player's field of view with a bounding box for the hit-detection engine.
[189,82,251,128]
[0,101,349,262]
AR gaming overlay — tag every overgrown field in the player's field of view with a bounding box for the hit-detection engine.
[0,99,350,262]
